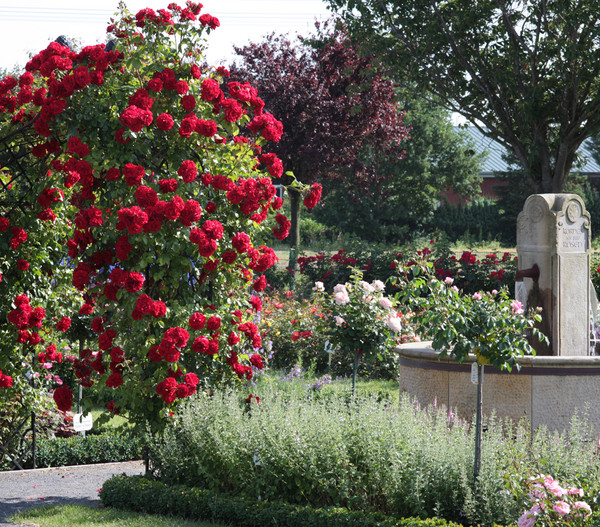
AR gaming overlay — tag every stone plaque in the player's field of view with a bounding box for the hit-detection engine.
[558,223,587,253]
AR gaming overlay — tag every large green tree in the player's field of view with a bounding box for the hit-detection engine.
[327,0,600,194]
[315,91,483,242]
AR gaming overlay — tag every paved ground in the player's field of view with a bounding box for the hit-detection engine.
[0,460,145,525]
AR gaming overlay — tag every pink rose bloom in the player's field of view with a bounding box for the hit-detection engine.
[334,291,350,305]
[529,484,545,501]
[552,501,570,516]
[544,475,565,497]
[517,510,536,527]
[511,300,524,314]
[568,487,584,496]
[387,315,402,333]
[335,316,345,326]
[450,285,459,292]
[473,292,482,300]
[379,297,393,310]
[359,281,374,293]
[444,277,454,284]
[573,501,592,517]
[333,284,347,294]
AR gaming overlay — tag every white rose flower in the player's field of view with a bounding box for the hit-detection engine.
[372,280,385,291]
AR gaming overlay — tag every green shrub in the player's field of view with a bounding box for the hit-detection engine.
[299,215,341,247]
[431,200,511,245]
[30,430,143,468]
[148,391,484,524]
[100,474,468,527]
[146,387,600,526]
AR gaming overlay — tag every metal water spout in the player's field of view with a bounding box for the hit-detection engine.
[515,264,540,283]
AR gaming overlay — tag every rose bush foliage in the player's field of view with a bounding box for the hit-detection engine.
[397,260,547,370]
[296,242,518,299]
[259,289,330,372]
[0,2,307,431]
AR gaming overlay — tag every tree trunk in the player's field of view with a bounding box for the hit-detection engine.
[552,142,577,193]
[288,188,301,271]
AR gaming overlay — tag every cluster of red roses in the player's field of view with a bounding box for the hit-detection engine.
[24,44,120,138]
[156,369,200,404]
[0,2,322,429]
[129,3,217,31]
[0,371,13,388]
[291,330,313,341]
[8,295,45,331]
[298,249,357,275]
[431,250,515,284]
[37,343,63,366]
[303,183,323,210]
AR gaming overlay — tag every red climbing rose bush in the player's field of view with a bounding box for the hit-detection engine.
[0,163,81,422]
[0,2,305,431]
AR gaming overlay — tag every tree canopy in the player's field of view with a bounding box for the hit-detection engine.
[315,90,483,242]
[327,0,600,194]
[229,20,409,249]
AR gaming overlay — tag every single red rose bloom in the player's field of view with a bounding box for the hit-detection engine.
[53,386,73,411]
[156,112,174,130]
[189,312,206,330]
[177,160,197,183]
[56,316,71,332]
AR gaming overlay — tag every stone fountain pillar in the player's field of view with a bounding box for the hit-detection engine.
[516,194,591,356]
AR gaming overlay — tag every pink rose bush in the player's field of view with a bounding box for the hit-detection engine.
[313,268,401,392]
[399,260,547,370]
[518,475,592,527]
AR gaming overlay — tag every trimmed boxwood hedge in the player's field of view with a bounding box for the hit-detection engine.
[32,431,143,468]
[100,474,475,527]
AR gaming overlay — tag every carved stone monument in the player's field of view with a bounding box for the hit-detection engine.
[516,194,591,355]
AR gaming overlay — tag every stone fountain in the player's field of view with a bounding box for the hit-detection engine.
[398,194,600,431]
[515,194,591,356]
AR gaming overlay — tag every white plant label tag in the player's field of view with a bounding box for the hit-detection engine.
[470,362,479,384]
[73,412,93,431]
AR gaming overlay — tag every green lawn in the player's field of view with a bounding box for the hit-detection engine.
[11,504,230,527]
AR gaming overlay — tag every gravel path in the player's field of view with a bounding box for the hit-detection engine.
[0,460,145,525]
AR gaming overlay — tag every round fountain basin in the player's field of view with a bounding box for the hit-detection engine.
[398,342,600,432]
